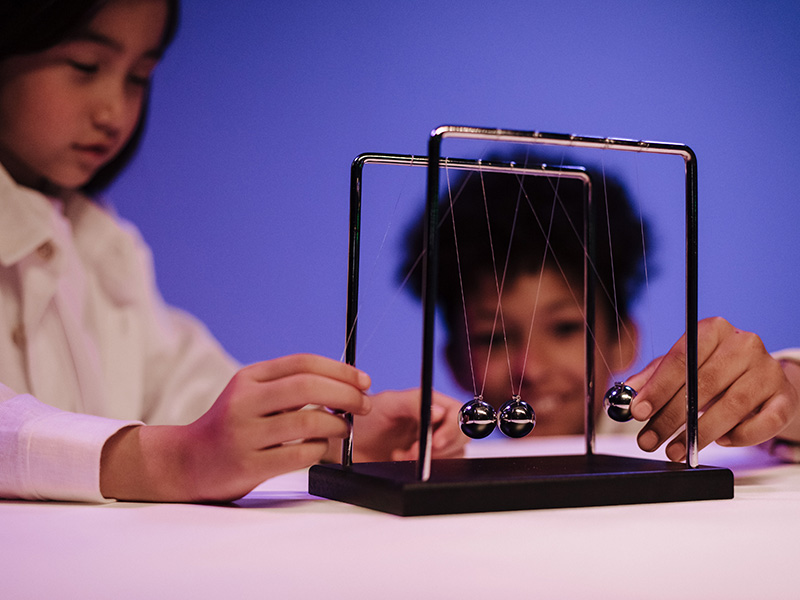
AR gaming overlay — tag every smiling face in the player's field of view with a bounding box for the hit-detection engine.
[0,0,168,193]
[447,268,637,436]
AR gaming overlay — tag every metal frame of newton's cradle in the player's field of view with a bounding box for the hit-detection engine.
[308,125,734,516]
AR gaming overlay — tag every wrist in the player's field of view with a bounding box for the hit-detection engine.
[775,359,800,443]
[100,424,194,502]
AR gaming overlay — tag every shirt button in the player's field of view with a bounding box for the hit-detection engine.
[11,325,25,348]
[36,242,55,261]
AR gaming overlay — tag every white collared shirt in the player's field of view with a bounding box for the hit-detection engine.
[0,165,238,501]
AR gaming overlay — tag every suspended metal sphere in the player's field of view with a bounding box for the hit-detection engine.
[604,381,637,422]
[458,397,497,439]
[497,396,536,438]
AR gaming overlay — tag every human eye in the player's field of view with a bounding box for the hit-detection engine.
[127,73,151,88]
[67,59,99,75]
[469,326,507,350]
[56,39,99,71]
[128,60,157,88]
[551,319,583,338]
[471,331,498,347]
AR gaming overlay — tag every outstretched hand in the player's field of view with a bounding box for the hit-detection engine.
[101,354,372,502]
[353,388,468,462]
[626,317,800,461]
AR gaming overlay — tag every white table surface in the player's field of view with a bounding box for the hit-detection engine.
[3,435,798,599]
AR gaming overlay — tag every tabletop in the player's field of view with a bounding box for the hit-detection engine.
[2,435,798,599]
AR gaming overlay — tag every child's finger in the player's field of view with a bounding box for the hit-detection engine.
[625,355,662,396]
[242,354,371,390]
[256,409,352,448]
[221,369,371,418]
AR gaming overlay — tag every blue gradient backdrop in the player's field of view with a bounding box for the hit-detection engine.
[109,1,800,398]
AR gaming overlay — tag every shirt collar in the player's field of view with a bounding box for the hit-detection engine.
[0,163,55,267]
[0,163,138,305]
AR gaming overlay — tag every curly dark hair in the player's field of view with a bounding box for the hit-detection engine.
[399,151,653,337]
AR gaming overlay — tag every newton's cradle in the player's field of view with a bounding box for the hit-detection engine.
[308,125,734,516]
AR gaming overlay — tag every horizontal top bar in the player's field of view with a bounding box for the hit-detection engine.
[353,153,592,184]
[430,125,695,162]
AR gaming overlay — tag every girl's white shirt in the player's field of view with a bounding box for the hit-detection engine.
[0,164,237,501]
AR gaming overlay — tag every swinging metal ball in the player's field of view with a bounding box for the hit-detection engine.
[458,397,497,439]
[603,382,637,422]
[497,396,536,438]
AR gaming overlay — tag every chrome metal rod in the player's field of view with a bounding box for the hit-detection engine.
[342,152,593,472]
[416,155,594,479]
[425,126,699,469]
[583,172,596,456]
[430,125,695,161]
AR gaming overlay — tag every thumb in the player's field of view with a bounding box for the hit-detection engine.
[625,355,663,392]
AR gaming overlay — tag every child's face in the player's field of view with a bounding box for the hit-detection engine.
[449,268,635,436]
[0,0,168,192]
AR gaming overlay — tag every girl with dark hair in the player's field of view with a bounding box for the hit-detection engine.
[0,0,465,503]
[0,0,179,194]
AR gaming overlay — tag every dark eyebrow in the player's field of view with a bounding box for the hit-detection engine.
[472,297,579,320]
[66,29,164,60]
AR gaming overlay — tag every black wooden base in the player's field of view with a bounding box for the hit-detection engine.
[308,454,733,516]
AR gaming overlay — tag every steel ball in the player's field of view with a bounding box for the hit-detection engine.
[497,397,536,438]
[458,398,497,439]
[603,382,637,422]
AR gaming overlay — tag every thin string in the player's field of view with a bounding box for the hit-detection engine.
[340,160,424,363]
[477,167,516,399]
[633,152,656,363]
[599,153,625,369]
[516,169,616,376]
[357,165,484,393]
[550,219,636,373]
[516,161,564,394]
[446,164,480,397]
[507,146,567,396]
[345,145,652,405]
[496,183,525,395]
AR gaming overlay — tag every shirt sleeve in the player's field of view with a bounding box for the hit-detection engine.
[0,385,141,502]
[772,348,800,363]
[763,348,800,463]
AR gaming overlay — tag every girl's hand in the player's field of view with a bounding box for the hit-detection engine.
[353,389,468,462]
[101,354,372,502]
[626,317,800,461]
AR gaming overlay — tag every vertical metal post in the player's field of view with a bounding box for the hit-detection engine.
[341,157,365,467]
[417,139,441,481]
[685,152,699,468]
[423,126,700,469]
[584,178,597,455]
[346,153,590,475]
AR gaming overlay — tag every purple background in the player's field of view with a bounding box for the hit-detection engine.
[108,1,800,398]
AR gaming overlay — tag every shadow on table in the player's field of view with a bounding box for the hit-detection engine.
[230,490,354,512]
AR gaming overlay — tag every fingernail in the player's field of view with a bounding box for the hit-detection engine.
[638,430,659,452]
[667,442,685,462]
[357,371,371,390]
[631,400,652,421]
[625,376,642,391]
[716,435,731,446]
